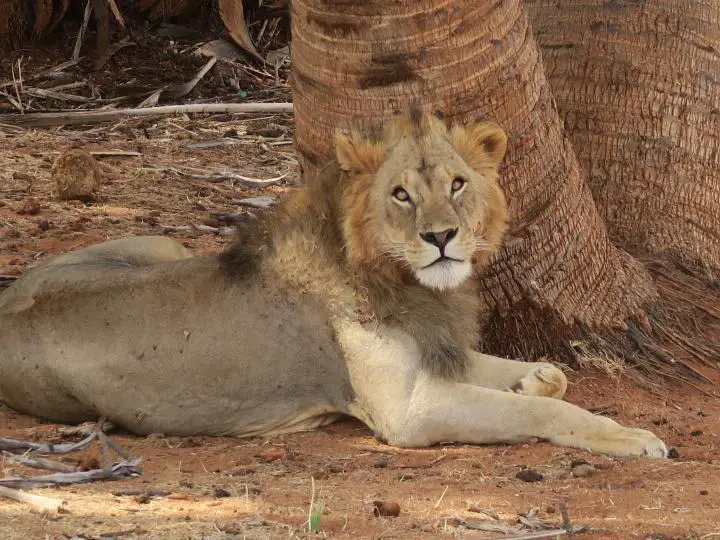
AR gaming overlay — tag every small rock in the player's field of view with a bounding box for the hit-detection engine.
[312,469,329,480]
[373,500,401,517]
[17,198,41,215]
[546,505,556,514]
[373,460,389,469]
[570,459,590,468]
[213,487,231,498]
[515,468,544,483]
[228,467,255,476]
[52,148,102,201]
[134,493,152,504]
[12,172,33,182]
[690,430,703,437]
[572,464,598,477]
[246,123,286,138]
[700,490,709,496]
[667,447,680,459]
[37,219,51,231]
[167,493,188,500]
[259,448,288,461]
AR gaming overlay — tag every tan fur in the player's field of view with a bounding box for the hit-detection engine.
[0,113,666,458]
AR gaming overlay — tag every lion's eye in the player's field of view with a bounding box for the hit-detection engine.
[392,187,411,202]
[451,177,466,193]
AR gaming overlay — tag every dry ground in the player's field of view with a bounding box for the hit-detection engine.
[1,34,719,540]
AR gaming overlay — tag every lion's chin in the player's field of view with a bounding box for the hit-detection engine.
[414,259,472,291]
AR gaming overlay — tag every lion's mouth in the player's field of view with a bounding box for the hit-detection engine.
[421,256,464,269]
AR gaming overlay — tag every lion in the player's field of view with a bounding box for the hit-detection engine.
[0,112,667,458]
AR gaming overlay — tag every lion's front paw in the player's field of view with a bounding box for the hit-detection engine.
[509,364,567,399]
[567,420,668,458]
[614,427,668,458]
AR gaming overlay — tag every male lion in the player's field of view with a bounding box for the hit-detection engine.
[0,112,667,457]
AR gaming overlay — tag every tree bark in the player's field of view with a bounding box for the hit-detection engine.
[526,0,720,276]
[290,0,658,362]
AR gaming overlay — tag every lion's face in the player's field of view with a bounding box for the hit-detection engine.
[337,113,509,291]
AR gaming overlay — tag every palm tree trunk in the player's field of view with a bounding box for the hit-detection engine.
[526,0,720,276]
[290,0,660,368]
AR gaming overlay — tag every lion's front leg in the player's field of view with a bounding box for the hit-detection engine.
[464,350,568,399]
[383,374,667,458]
[338,323,666,458]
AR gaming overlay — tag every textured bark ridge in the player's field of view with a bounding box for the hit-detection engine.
[290,0,658,362]
[527,0,720,276]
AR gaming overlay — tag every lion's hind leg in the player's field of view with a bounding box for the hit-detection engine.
[465,351,567,399]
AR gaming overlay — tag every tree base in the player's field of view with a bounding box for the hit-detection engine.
[479,261,720,388]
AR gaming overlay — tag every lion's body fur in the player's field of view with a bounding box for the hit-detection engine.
[0,113,668,457]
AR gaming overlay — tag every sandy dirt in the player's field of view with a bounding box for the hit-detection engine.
[1,31,720,540]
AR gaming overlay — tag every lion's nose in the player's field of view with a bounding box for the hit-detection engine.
[420,228,458,251]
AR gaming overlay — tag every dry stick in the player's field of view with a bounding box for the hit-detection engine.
[166,57,217,100]
[44,150,142,157]
[2,452,77,473]
[24,87,91,104]
[94,417,113,465]
[0,432,97,454]
[0,485,66,514]
[485,529,569,540]
[11,60,23,113]
[1,102,294,129]
[107,0,126,29]
[1,90,23,112]
[0,59,82,90]
[94,417,131,460]
[0,458,142,489]
[199,172,288,188]
[73,0,94,62]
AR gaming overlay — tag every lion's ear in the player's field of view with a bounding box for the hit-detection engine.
[451,121,508,171]
[335,132,386,174]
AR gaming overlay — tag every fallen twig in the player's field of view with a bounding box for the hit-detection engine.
[11,60,23,114]
[2,452,77,473]
[210,212,256,225]
[0,432,97,454]
[0,485,66,514]
[43,150,141,157]
[234,196,277,209]
[0,458,142,489]
[2,103,294,128]
[196,171,288,188]
[487,529,569,539]
[139,57,217,108]
[24,87,91,104]
[73,0,94,62]
[95,428,131,460]
[192,223,236,236]
[1,90,23,112]
[93,37,134,71]
[159,224,235,236]
[167,57,217,100]
[107,0,126,29]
